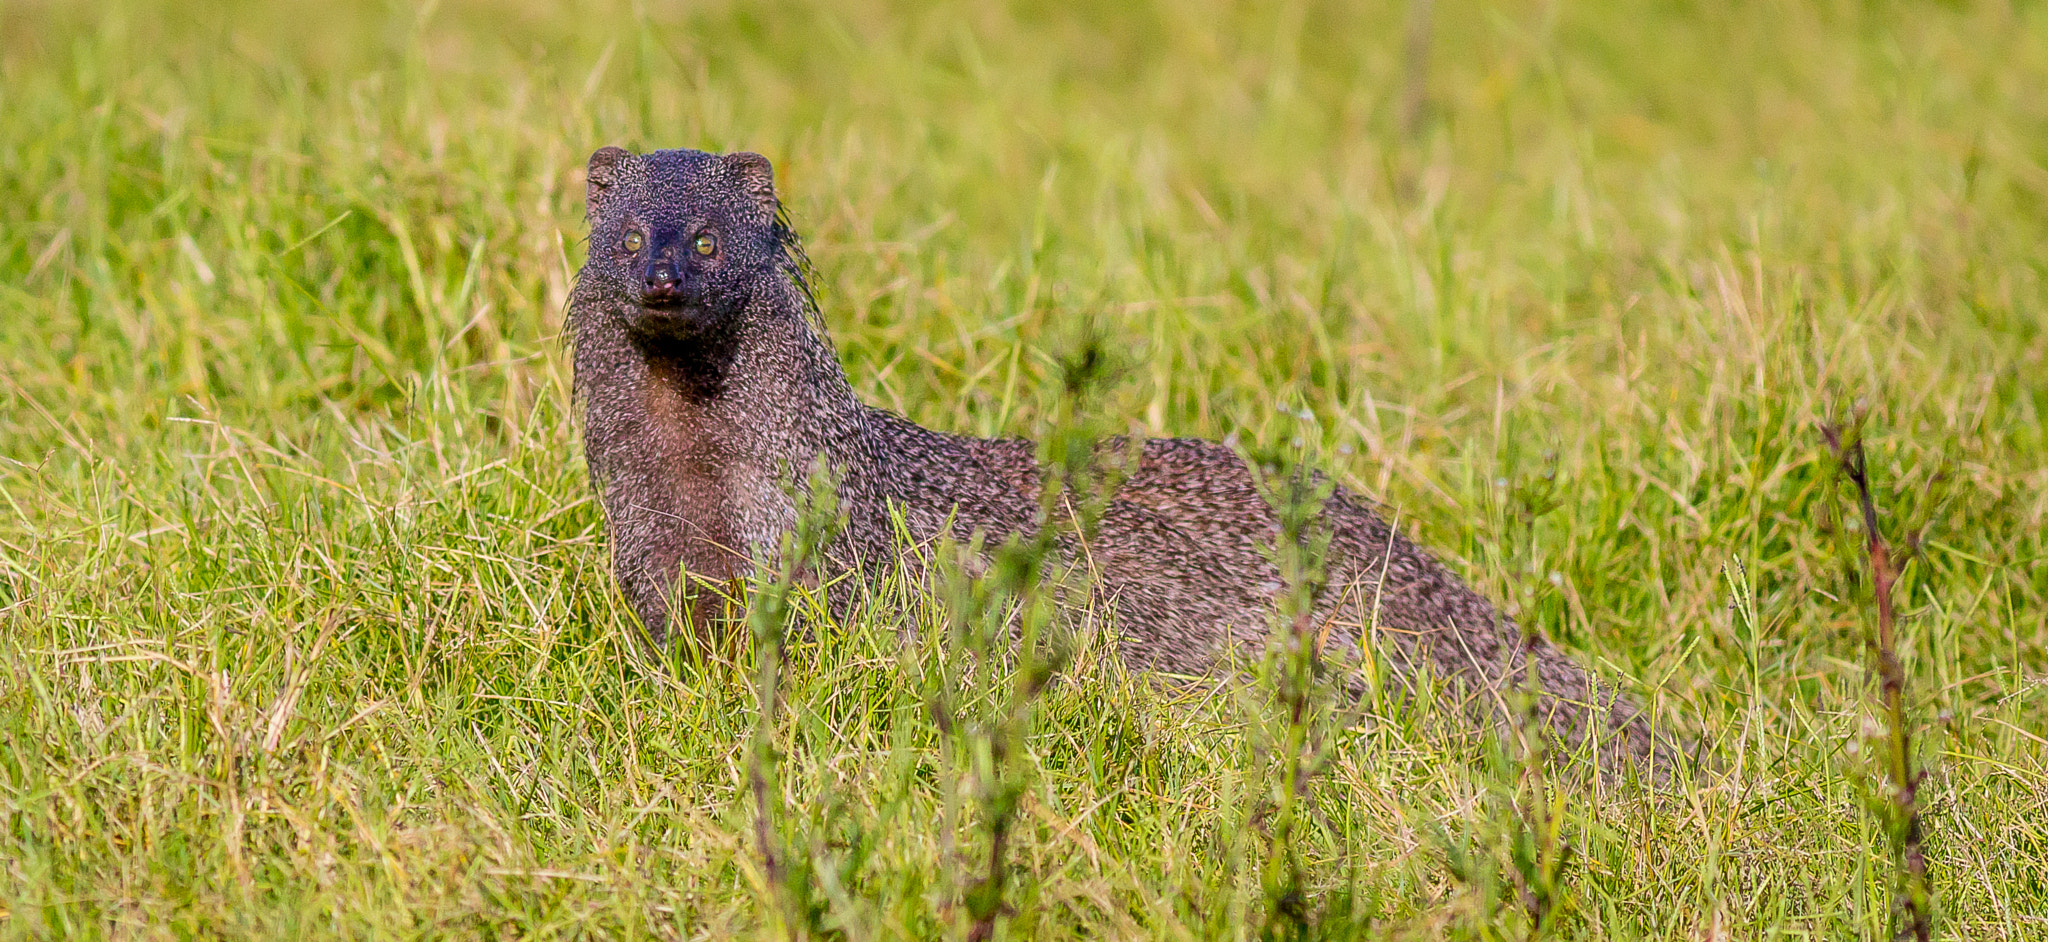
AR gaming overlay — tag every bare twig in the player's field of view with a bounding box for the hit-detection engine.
[1822,422,1934,942]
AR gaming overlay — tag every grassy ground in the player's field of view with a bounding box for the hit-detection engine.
[3,0,2046,937]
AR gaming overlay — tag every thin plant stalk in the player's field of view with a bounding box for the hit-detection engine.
[948,340,1117,942]
[1824,422,1934,942]
[747,465,843,941]
[1248,456,1336,942]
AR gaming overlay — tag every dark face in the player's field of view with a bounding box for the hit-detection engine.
[581,147,786,341]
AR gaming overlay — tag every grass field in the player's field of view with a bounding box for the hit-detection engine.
[3,0,2046,937]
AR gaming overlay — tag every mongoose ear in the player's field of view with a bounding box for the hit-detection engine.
[719,151,780,220]
[586,146,632,212]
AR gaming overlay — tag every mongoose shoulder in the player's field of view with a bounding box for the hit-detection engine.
[569,146,1674,777]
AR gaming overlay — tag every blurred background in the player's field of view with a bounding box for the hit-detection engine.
[6,0,2042,441]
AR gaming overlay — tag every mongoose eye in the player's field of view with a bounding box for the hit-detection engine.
[621,231,644,252]
[693,232,718,256]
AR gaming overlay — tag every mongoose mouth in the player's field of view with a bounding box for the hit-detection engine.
[627,298,720,340]
[637,291,689,311]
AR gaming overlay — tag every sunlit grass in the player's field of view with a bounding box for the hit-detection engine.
[1,0,2044,937]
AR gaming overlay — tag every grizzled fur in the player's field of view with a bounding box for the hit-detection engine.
[570,146,1674,777]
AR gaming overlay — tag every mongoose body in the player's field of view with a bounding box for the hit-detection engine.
[570,147,1669,775]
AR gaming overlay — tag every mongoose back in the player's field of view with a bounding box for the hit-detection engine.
[570,146,1672,776]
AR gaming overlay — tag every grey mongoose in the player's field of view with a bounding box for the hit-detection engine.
[570,146,1672,776]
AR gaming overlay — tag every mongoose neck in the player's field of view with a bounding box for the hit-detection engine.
[621,271,870,461]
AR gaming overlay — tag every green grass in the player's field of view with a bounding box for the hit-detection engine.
[3,0,2046,937]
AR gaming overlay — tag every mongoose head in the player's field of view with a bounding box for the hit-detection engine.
[579,146,792,341]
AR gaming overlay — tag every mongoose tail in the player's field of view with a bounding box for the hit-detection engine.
[568,147,1675,779]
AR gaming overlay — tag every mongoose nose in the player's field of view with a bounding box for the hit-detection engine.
[643,261,683,303]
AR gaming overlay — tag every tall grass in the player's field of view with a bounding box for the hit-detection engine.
[3,0,2045,938]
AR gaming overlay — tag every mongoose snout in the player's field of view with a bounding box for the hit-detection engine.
[641,256,687,306]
